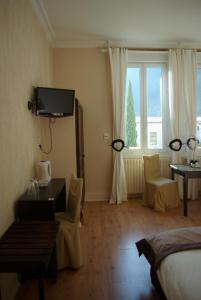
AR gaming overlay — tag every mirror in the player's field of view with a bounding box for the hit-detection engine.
[187,138,199,150]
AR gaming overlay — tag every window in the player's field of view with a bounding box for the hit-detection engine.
[125,52,201,154]
[147,67,163,149]
[150,132,157,146]
[125,54,168,152]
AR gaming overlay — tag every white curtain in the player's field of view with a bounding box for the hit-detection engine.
[168,48,197,199]
[109,48,128,204]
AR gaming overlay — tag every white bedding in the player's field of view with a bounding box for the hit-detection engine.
[157,249,201,300]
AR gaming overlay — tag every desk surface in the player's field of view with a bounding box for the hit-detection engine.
[20,178,66,201]
[170,164,201,172]
[170,164,201,178]
[17,178,66,220]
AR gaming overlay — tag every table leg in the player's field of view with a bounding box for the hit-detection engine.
[171,169,175,180]
[46,246,57,283]
[38,275,45,300]
[183,176,188,217]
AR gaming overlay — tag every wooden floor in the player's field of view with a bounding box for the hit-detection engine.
[15,198,201,300]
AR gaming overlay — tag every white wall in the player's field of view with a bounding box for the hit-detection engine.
[52,48,113,201]
[0,1,53,298]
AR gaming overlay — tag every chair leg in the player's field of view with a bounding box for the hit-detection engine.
[38,275,45,300]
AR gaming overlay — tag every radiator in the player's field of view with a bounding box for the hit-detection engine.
[124,157,171,195]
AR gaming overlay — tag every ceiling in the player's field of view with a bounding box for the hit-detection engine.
[31,0,201,48]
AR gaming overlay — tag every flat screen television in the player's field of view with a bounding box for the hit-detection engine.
[33,87,75,117]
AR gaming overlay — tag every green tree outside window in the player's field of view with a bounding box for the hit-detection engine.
[125,81,137,147]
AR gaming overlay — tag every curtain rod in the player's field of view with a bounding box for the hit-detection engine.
[125,47,169,51]
[128,47,201,52]
[102,47,201,52]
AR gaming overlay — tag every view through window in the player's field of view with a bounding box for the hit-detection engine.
[125,53,201,153]
[125,64,164,150]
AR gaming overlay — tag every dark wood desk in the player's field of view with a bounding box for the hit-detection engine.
[170,164,201,216]
[0,221,59,300]
[17,178,66,220]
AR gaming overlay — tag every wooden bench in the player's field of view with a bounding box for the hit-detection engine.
[0,221,59,300]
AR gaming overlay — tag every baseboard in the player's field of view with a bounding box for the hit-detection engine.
[128,193,143,199]
[85,192,110,202]
[85,193,143,202]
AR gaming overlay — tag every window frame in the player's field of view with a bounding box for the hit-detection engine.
[124,51,169,157]
[195,53,201,154]
[197,60,201,152]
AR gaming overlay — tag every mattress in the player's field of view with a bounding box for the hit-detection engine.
[156,249,201,300]
[136,227,201,300]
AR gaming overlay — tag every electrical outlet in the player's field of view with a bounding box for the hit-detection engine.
[103,133,109,140]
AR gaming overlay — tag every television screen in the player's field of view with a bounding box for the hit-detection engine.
[34,87,75,117]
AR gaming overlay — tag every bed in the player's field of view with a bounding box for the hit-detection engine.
[136,227,201,300]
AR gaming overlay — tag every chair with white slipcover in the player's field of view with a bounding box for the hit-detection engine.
[56,175,83,269]
[143,154,180,212]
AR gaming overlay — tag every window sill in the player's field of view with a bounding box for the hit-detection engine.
[123,148,171,158]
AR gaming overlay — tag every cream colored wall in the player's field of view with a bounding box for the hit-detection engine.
[41,116,77,182]
[0,1,52,298]
[52,48,113,200]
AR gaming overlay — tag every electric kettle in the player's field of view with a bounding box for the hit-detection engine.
[37,160,51,186]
